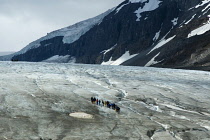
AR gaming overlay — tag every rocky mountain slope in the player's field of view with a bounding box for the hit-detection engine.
[2,0,210,70]
[0,62,210,139]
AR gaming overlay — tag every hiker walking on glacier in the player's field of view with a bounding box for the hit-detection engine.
[116,106,120,113]
[102,100,104,106]
[93,97,96,104]
[104,101,107,107]
[106,101,110,107]
[96,99,99,105]
[91,97,94,104]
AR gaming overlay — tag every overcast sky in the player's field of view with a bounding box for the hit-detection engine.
[0,0,124,52]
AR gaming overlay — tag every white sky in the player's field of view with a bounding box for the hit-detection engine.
[0,0,124,52]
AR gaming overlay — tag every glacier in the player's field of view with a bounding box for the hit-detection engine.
[0,62,210,139]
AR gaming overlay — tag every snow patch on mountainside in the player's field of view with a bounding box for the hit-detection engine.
[185,14,196,25]
[153,30,161,41]
[145,53,161,66]
[171,18,178,26]
[101,44,117,60]
[202,3,210,12]
[188,21,210,38]
[115,3,129,14]
[0,10,112,61]
[195,0,210,8]
[134,0,162,21]
[101,57,114,65]
[42,55,76,63]
[189,0,210,11]
[130,0,147,3]
[101,51,138,65]
[101,44,117,55]
[111,51,138,65]
[148,35,176,54]
[115,0,147,14]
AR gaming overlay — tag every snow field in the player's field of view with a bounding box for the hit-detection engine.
[188,21,210,38]
[0,62,210,139]
[101,51,138,65]
[134,0,162,21]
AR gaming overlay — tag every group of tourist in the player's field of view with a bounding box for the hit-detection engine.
[91,97,120,113]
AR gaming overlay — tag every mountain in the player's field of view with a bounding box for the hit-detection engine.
[2,0,210,70]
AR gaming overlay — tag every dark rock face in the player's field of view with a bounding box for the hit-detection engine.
[12,0,210,70]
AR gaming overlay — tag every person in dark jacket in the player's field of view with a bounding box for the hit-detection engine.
[91,97,94,104]
[107,101,110,107]
[112,103,116,110]
[102,100,104,106]
[107,103,111,108]
[116,106,120,113]
[99,100,101,106]
[93,97,96,104]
